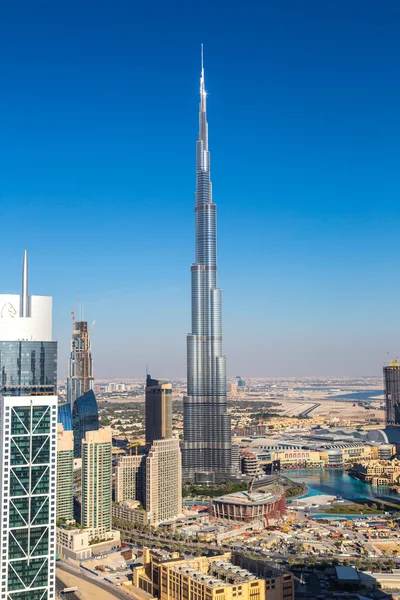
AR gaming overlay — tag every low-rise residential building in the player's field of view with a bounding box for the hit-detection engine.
[352,459,400,485]
[113,500,150,526]
[56,527,120,561]
[133,548,294,600]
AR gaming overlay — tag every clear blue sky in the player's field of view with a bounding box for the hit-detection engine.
[1,0,400,379]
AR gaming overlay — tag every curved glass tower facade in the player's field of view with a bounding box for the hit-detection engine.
[182,51,232,479]
[72,389,99,458]
[58,402,73,431]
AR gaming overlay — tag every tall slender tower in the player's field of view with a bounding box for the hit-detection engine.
[145,374,173,444]
[67,317,94,408]
[384,360,400,426]
[0,251,58,599]
[182,48,232,481]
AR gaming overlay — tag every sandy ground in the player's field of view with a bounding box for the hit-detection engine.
[281,403,317,416]
[372,541,400,556]
[57,569,120,600]
[277,398,384,422]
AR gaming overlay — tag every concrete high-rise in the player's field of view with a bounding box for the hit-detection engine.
[57,424,74,522]
[81,427,112,534]
[67,317,94,407]
[182,48,232,480]
[146,438,182,524]
[114,439,182,525]
[145,374,172,444]
[0,251,58,599]
[384,360,400,426]
[115,454,146,504]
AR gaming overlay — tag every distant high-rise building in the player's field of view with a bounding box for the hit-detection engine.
[231,443,240,473]
[182,48,232,481]
[81,427,112,534]
[229,382,238,396]
[0,250,58,599]
[67,317,94,407]
[384,360,400,426]
[114,439,182,525]
[72,389,99,458]
[236,376,246,389]
[145,374,172,444]
[57,424,74,522]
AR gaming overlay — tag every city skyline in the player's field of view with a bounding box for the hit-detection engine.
[2,1,400,378]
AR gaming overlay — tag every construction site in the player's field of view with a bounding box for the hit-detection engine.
[211,477,286,527]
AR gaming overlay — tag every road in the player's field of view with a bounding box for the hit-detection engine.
[57,562,140,600]
[299,403,320,416]
[119,527,400,566]
[56,576,80,599]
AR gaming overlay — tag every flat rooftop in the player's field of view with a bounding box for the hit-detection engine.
[171,561,257,587]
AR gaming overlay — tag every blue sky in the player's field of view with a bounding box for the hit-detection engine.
[1,0,400,378]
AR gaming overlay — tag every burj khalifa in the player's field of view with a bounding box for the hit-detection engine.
[182,48,232,481]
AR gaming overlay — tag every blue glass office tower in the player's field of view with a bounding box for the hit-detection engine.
[58,403,73,432]
[72,389,99,458]
[182,49,232,481]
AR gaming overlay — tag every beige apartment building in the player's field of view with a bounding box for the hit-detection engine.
[133,548,294,600]
[81,427,113,534]
[352,459,400,486]
[115,454,145,502]
[113,499,150,526]
[57,423,74,522]
[146,438,182,524]
[114,438,182,525]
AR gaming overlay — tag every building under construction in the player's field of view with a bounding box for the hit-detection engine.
[67,315,94,407]
[384,360,400,426]
[211,479,286,527]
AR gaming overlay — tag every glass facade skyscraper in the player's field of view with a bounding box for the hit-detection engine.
[57,402,73,432]
[0,251,58,599]
[1,398,58,600]
[72,389,99,458]
[182,50,232,480]
[0,341,57,396]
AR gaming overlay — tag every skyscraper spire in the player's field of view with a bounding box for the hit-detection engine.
[21,249,29,317]
[200,44,206,112]
[182,47,232,481]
